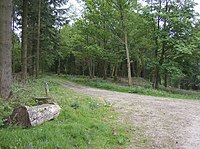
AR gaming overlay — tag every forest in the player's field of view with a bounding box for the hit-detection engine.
[0,0,199,99]
[1,0,200,148]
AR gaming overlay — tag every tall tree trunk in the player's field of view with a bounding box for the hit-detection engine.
[12,4,15,73]
[124,32,132,85]
[119,3,132,86]
[21,0,28,81]
[0,0,13,98]
[152,0,161,89]
[36,0,41,78]
[32,41,36,77]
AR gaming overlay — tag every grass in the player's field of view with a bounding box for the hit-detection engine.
[0,76,134,149]
[64,75,200,100]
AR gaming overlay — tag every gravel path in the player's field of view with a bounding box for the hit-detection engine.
[61,81,200,149]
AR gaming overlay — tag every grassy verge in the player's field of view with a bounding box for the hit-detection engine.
[0,76,132,149]
[64,75,200,100]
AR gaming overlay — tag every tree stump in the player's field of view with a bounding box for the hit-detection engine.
[3,103,61,127]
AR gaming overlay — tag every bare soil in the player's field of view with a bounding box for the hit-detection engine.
[62,81,200,149]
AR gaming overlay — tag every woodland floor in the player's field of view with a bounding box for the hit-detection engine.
[61,81,200,149]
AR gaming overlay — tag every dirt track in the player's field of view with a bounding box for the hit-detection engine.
[62,81,200,149]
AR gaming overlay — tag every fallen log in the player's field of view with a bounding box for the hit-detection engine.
[3,103,61,127]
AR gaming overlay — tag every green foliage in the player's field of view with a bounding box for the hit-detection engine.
[0,76,131,149]
[12,0,200,89]
[140,0,200,88]
[13,0,69,74]
[53,0,200,90]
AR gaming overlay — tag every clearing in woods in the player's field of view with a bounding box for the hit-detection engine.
[62,81,200,149]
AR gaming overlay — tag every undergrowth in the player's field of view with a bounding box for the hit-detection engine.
[64,75,200,100]
[0,76,132,149]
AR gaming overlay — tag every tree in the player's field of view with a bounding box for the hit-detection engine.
[117,0,132,86]
[0,0,13,98]
[143,0,197,89]
[81,0,135,83]
[36,0,41,78]
[11,0,199,90]
[21,0,28,81]
[14,0,68,77]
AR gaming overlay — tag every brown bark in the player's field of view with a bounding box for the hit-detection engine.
[119,3,132,86]
[153,0,169,89]
[152,3,160,89]
[36,0,41,78]
[124,32,132,85]
[0,0,13,98]
[21,0,28,81]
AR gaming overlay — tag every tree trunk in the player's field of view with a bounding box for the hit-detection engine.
[27,38,33,75]
[88,58,93,78]
[57,58,61,75]
[124,32,132,86]
[119,3,132,86]
[114,63,118,82]
[136,62,142,77]
[103,62,107,80]
[0,0,13,98]
[33,43,36,77]
[92,61,95,78]
[21,0,28,81]
[164,74,168,87]
[4,103,61,127]
[82,59,85,76]
[153,68,159,89]
[111,64,115,78]
[12,4,15,74]
[36,0,41,78]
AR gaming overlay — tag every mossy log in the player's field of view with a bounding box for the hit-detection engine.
[4,103,61,127]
